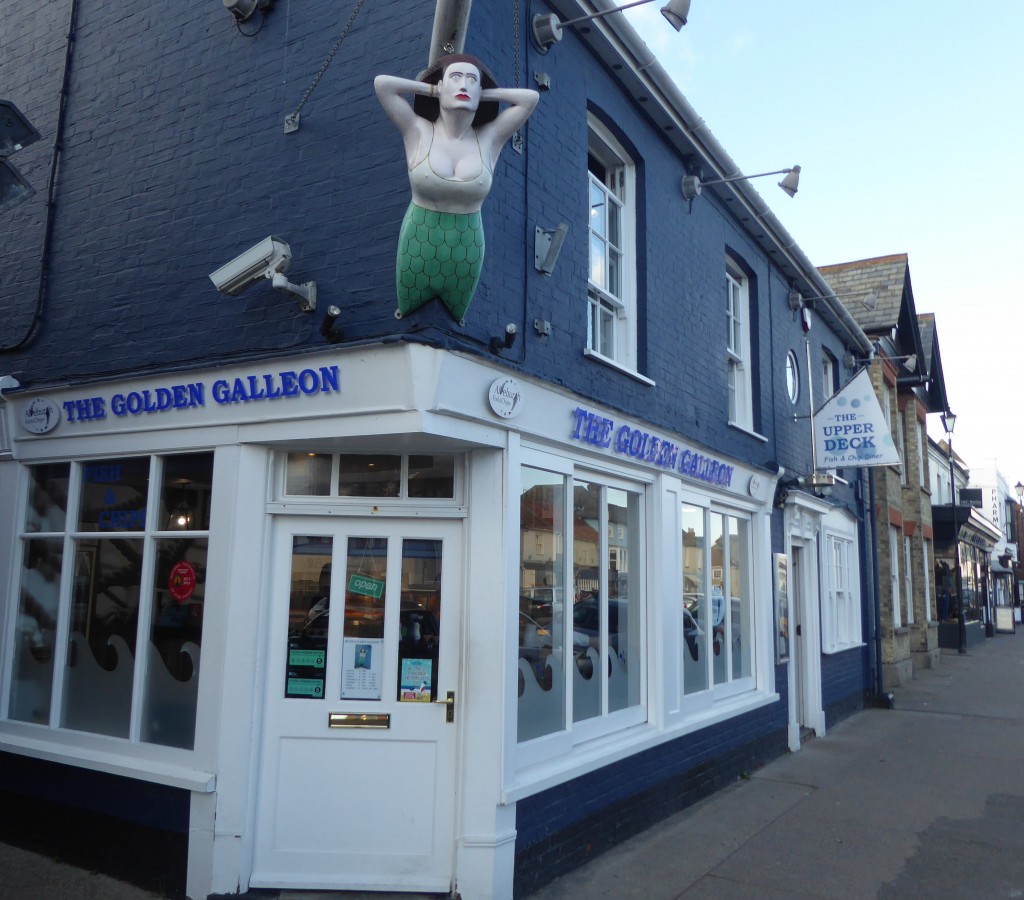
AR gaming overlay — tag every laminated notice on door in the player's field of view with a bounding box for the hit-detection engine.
[399,659,433,702]
[341,637,383,700]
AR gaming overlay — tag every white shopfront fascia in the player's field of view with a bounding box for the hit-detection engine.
[0,343,783,900]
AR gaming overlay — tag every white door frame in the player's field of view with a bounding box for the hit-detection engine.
[785,492,829,750]
[250,514,464,893]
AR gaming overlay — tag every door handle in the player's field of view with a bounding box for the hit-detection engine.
[435,690,455,723]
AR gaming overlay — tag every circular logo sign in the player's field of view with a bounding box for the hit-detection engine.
[21,398,61,434]
[488,376,524,419]
[168,561,198,604]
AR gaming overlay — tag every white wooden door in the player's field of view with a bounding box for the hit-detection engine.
[251,516,462,892]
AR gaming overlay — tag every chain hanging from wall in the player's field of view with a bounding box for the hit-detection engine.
[284,0,368,133]
[512,0,523,153]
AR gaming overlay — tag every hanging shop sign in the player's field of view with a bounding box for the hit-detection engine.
[813,369,901,469]
[21,364,341,433]
[569,406,735,488]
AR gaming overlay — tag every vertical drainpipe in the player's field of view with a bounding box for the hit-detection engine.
[867,466,885,705]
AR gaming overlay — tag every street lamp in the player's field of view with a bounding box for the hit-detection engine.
[941,410,966,654]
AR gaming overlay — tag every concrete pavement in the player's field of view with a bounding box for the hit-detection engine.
[527,635,1024,899]
[3,635,1024,899]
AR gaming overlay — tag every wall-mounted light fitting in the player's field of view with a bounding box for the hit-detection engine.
[681,166,800,205]
[0,100,41,215]
[0,374,20,401]
[223,0,273,24]
[319,305,342,342]
[490,323,519,353]
[791,288,878,312]
[847,351,917,372]
[533,0,690,54]
[209,236,317,312]
[535,223,569,275]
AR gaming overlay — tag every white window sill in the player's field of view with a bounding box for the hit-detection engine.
[728,421,768,442]
[822,640,866,656]
[0,726,216,792]
[505,688,778,803]
[584,349,655,386]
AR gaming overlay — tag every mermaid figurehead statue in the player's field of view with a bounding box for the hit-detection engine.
[374,54,539,324]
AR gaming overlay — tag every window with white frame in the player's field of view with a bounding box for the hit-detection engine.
[586,115,636,371]
[923,540,933,622]
[681,503,755,695]
[726,260,753,430]
[897,407,908,485]
[5,454,213,750]
[822,523,862,652]
[785,351,800,406]
[889,525,902,628]
[517,460,645,747]
[821,351,836,400]
[903,535,914,624]
[916,419,925,486]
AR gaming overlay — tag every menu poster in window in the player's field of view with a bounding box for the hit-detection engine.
[399,658,433,702]
[341,637,383,699]
[774,553,790,663]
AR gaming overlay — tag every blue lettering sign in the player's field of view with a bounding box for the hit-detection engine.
[570,408,734,488]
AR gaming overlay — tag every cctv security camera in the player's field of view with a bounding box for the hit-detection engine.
[210,235,317,312]
[209,236,291,296]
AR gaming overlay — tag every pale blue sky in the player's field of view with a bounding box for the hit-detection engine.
[625,1,1024,492]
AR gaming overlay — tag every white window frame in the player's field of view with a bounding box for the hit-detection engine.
[3,454,213,757]
[515,448,648,770]
[916,419,925,486]
[821,520,863,653]
[903,535,914,625]
[890,525,902,628]
[821,352,835,400]
[585,115,637,373]
[785,351,800,406]
[897,407,908,485]
[726,261,753,431]
[923,540,933,622]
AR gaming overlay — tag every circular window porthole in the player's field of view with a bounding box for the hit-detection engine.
[785,351,800,405]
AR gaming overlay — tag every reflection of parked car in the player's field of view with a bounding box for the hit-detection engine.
[294,603,439,649]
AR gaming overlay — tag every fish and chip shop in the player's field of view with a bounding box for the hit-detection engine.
[0,343,789,899]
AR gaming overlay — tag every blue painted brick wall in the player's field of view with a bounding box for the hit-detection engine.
[1,3,874,889]
[513,675,790,897]
[2,0,859,503]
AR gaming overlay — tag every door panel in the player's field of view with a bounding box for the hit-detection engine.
[252,517,461,892]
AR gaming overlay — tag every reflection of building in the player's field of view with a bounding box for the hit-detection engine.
[2,3,882,898]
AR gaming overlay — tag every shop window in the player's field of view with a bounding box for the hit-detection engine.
[681,505,753,694]
[6,453,213,750]
[517,464,644,744]
[586,114,637,372]
[822,523,862,652]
